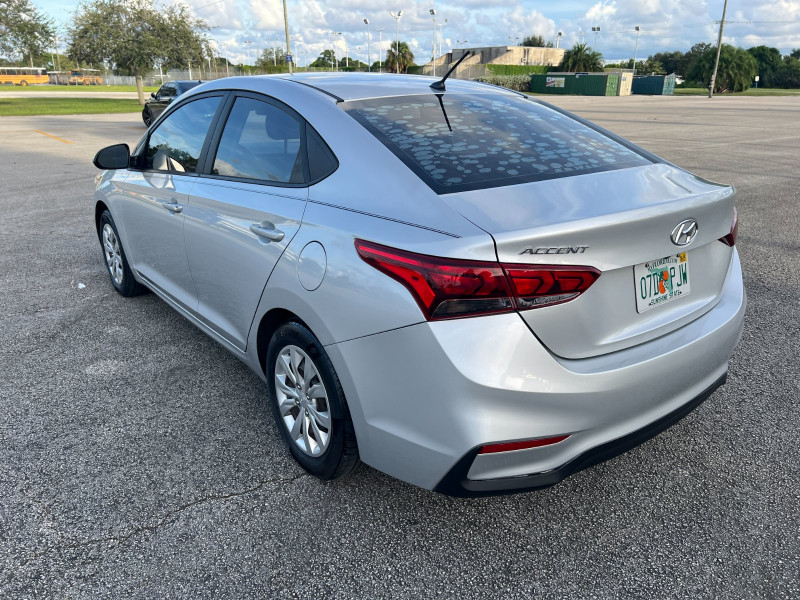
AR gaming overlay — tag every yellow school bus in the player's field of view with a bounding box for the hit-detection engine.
[0,67,49,86]
[68,69,104,85]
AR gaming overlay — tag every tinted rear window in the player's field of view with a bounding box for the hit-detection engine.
[342,94,651,194]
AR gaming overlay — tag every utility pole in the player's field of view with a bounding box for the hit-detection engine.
[282,0,292,74]
[709,0,729,98]
[632,26,640,76]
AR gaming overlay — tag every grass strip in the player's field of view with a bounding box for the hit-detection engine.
[1,84,158,93]
[674,87,800,96]
[0,98,143,116]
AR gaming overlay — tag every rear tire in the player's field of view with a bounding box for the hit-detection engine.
[19,80,28,87]
[266,322,360,480]
[99,210,146,297]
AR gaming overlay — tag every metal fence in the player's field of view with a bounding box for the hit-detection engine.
[96,64,484,87]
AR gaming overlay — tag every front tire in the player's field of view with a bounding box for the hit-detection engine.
[142,107,152,127]
[99,210,146,297]
[266,322,359,480]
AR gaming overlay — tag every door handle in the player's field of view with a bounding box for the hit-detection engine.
[160,201,183,213]
[250,222,285,242]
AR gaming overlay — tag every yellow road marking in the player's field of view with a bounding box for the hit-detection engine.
[34,129,72,144]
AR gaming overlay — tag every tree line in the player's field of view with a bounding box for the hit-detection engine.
[3,0,799,96]
[604,42,800,93]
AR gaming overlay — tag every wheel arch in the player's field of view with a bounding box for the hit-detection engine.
[256,308,312,377]
[95,200,110,239]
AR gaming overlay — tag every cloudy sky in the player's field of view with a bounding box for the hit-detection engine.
[38,0,800,66]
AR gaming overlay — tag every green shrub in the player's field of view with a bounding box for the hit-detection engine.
[486,64,551,76]
[473,74,534,92]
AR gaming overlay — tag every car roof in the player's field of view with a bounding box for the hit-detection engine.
[254,72,524,102]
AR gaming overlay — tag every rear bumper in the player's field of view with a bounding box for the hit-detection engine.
[433,373,726,497]
[327,249,745,494]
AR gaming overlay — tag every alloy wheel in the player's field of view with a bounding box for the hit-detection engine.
[274,345,332,456]
[102,223,124,285]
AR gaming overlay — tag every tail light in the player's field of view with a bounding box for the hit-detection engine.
[355,240,600,321]
[719,207,738,247]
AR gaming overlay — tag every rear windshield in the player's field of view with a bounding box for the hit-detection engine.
[342,93,651,194]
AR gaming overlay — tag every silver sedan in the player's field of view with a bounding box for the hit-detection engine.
[92,73,745,496]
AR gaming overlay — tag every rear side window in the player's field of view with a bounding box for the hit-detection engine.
[211,97,304,184]
[145,96,221,173]
[342,94,651,194]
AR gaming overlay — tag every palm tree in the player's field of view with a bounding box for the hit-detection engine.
[688,44,757,93]
[385,41,414,74]
[558,43,604,72]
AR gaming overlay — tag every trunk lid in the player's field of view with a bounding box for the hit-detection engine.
[440,163,737,358]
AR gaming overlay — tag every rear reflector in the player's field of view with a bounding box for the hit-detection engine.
[719,207,738,247]
[355,239,600,321]
[479,435,570,454]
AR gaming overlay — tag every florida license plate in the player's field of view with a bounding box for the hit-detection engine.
[634,252,690,313]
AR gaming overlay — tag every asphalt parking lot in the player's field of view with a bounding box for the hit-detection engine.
[1,94,798,598]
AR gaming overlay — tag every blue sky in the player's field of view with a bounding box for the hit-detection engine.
[35,0,800,66]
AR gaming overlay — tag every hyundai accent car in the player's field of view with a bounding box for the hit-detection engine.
[141,80,205,126]
[92,73,745,496]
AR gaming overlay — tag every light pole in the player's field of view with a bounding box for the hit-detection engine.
[556,31,563,49]
[430,8,437,77]
[378,28,384,72]
[244,40,253,73]
[632,26,640,76]
[439,18,447,58]
[709,0,729,98]
[592,26,600,50]
[332,32,342,71]
[364,18,371,72]
[390,10,403,74]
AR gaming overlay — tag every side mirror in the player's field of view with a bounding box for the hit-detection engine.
[93,143,130,170]
[150,92,156,99]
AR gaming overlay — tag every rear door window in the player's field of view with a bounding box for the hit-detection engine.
[342,93,652,194]
[210,96,304,184]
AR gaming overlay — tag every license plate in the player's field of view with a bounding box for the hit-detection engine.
[634,252,690,313]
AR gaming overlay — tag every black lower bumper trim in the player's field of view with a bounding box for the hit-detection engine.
[433,373,727,497]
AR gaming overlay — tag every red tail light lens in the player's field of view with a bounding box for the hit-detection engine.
[719,207,738,247]
[355,240,601,320]
[504,266,601,309]
[355,240,514,320]
[479,435,570,454]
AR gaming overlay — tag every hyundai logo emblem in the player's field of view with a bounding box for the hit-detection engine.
[670,219,698,246]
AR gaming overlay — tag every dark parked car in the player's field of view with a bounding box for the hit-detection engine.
[142,80,204,126]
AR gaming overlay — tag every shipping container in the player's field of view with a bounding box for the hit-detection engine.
[632,74,677,95]
[530,72,620,96]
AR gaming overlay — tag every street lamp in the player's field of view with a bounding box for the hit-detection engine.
[364,18,371,72]
[556,31,563,49]
[430,8,437,77]
[390,10,403,74]
[632,26,640,76]
[378,28,384,72]
[332,31,342,71]
[592,26,601,50]
[243,40,253,73]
